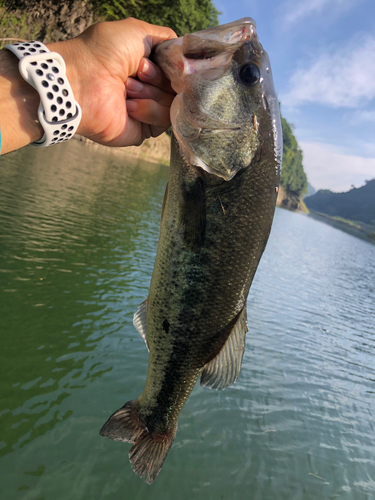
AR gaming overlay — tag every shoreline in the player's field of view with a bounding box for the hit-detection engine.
[307,212,375,245]
[74,132,171,166]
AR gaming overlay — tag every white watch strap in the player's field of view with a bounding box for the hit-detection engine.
[4,41,82,147]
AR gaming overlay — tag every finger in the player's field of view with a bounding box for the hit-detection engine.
[101,109,169,149]
[140,123,167,141]
[127,99,171,129]
[118,18,177,58]
[126,78,175,107]
[137,58,175,94]
[139,21,177,52]
[118,115,168,148]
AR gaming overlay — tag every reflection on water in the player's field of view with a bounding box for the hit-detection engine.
[1,139,375,499]
[0,140,168,460]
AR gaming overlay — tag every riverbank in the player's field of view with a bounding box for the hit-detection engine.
[307,212,375,245]
[75,131,171,166]
[276,185,307,212]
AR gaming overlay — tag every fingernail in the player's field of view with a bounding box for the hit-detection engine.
[141,59,157,79]
[127,100,138,112]
[127,78,143,92]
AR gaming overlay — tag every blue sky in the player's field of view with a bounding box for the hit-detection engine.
[215,0,375,192]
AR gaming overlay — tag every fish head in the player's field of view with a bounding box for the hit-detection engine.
[153,18,282,181]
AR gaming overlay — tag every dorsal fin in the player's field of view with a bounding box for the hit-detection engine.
[200,306,248,390]
[133,298,149,350]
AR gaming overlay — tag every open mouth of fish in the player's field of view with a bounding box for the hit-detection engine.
[154,17,256,92]
[153,18,259,180]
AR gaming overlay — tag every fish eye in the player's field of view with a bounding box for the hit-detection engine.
[239,63,260,86]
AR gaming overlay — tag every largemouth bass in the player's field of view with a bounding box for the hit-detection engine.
[100,17,282,484]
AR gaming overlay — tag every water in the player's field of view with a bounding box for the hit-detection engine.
[1,140,375,500]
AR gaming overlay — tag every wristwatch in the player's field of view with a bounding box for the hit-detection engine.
[4,41,82,147]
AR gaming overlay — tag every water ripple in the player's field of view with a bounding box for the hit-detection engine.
[1,142,375,499]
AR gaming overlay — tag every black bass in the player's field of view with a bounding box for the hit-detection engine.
[100,17,282,484]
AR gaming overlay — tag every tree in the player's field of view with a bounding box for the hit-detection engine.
[94,0,220,36]
[280,114,308,196]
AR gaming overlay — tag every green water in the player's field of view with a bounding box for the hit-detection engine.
[1,140,375,500]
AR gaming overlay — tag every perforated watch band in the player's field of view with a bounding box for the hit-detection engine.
[4,41,82,147]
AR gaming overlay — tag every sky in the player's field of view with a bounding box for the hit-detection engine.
[215,0,375,192]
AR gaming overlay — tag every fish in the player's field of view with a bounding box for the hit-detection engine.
[99,17,282,484]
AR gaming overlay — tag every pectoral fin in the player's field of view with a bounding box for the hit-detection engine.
[160,182,168,224]
[133,298,149,350]
[200,306,248,390]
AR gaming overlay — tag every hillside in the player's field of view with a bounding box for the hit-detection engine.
[277,114,308,211]
[304,180,375,225]
[304,182,316,198]
[0,0,219,44]
[0,0,97,44]
[304,180,375,242]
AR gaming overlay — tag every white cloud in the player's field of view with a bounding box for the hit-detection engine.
[343,106,375,124]
[300,141,375,192]
[357,110,375,122]
[283,0,351,24]
[282,0,360,25]
[282,36,375,108]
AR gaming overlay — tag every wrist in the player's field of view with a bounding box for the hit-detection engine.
[3,41,83,149]
[46,38,93,138]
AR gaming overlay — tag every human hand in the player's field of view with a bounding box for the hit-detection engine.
[49,18,176,147]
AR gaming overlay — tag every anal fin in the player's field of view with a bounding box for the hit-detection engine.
[99,399,144,443]
[200,306,248,390]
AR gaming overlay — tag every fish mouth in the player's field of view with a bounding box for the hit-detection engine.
[153,18,261,181]
[153,18,257,93]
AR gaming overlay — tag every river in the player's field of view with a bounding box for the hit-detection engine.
[1,139,374,500]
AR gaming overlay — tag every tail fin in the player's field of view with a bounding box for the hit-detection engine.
[129,430,176,484]
[99,400,176,484]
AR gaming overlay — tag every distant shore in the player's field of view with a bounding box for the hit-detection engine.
[307,212,375,244]
[276,185,308,212]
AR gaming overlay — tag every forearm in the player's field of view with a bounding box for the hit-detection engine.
[0,49,43,154]
[0,38,90,155]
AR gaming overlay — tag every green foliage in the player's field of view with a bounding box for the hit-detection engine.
[93,0,220,36]
[304,179,375,226]
[0,4,44,44]
[280,115,308,196]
